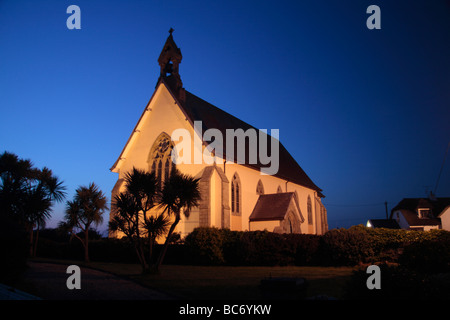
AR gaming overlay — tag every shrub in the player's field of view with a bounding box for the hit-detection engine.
[318,227,373,266]
[237,231,296,266]
[186,228,323,266]
[32,226,450,269]
[290,234,321,265]
[184,227,225,265]
[399,240,450,274]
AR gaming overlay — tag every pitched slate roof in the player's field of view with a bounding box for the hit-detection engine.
[367,219,400,229]
[249,192,297,221]
[398,210,441,227]
[391,197,450,227]
[181,90,323,194]
[391,197,450,217]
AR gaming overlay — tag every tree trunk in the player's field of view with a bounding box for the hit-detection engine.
[33,225,40,257]
[84,227,90,262]
[149,236,154,265]
[29,224,34,257]
[134,243,147,273]
[154,214,180,272]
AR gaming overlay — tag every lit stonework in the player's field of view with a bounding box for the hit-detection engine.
[109,31,327,238]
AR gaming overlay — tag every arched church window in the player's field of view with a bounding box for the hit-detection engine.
[151,161,156,174]
[256,180,264,195]
[157,160,163,186]
[231,173,241,215]
[236,183,240,213]
[277,186,283,193]
[307,196,313,225]
[231,182,235,212]
[148,133,176,189]
[164,159,170,182]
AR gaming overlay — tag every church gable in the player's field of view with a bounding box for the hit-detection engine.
[110,82,194,175]
[110,30,328,237]
[249,192,304,234]
[197,165,230,229]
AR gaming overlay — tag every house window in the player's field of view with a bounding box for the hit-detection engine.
[256,180,264,195]
[148,133,176,189]
[231,173,241,215]
[418,208,432,219]
[307,196,313,225]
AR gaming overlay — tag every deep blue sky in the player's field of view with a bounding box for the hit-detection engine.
[1,0,449,232]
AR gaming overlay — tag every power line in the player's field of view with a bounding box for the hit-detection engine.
[324,202,386,208]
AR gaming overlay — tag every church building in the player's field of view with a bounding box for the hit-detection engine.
[109,31,328,238]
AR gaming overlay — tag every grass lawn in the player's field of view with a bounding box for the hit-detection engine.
[48,259,356,300]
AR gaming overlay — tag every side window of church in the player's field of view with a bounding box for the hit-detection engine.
[256,180,264,195]
[307,196,313,225]
[231,174,241,215]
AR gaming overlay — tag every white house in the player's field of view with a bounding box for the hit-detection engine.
[390,196,450,231]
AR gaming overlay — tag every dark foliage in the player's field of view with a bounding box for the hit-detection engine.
[0,215,29,285]
[317,227,374,266]
[399,240,450,274]
[344,263,450,300]
[184,227,322,266]
[31,226,450,278]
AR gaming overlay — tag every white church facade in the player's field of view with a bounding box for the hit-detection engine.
[109,31,327,238]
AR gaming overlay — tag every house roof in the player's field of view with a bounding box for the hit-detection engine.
[391,197,450,217]
[249,192,298,221]
[181,91,323,194]
[390,197,450,227]
[367,219,400,229]
[397,209,441,227]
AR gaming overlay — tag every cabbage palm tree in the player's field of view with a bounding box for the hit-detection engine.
[64,182,107,262]
[30,168,66,256]
[154,169,200,272]
[110,189,147,271]
[23,184,52,256]
[0,152,66,256]
[144,213,171,265]
[110,168,169,272]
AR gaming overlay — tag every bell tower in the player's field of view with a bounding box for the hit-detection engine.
[158,28,185,103]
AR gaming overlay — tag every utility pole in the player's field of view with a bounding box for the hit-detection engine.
[434,142,450,195]
[385,201,388,219]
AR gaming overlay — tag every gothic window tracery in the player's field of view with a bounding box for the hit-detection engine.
[231,173,241,215]
[148,133,176,188]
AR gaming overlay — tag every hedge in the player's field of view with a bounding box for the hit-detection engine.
[184,226,450,267]
[33,226,450,269]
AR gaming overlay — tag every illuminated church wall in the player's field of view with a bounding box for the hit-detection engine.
[109,32,327,239]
